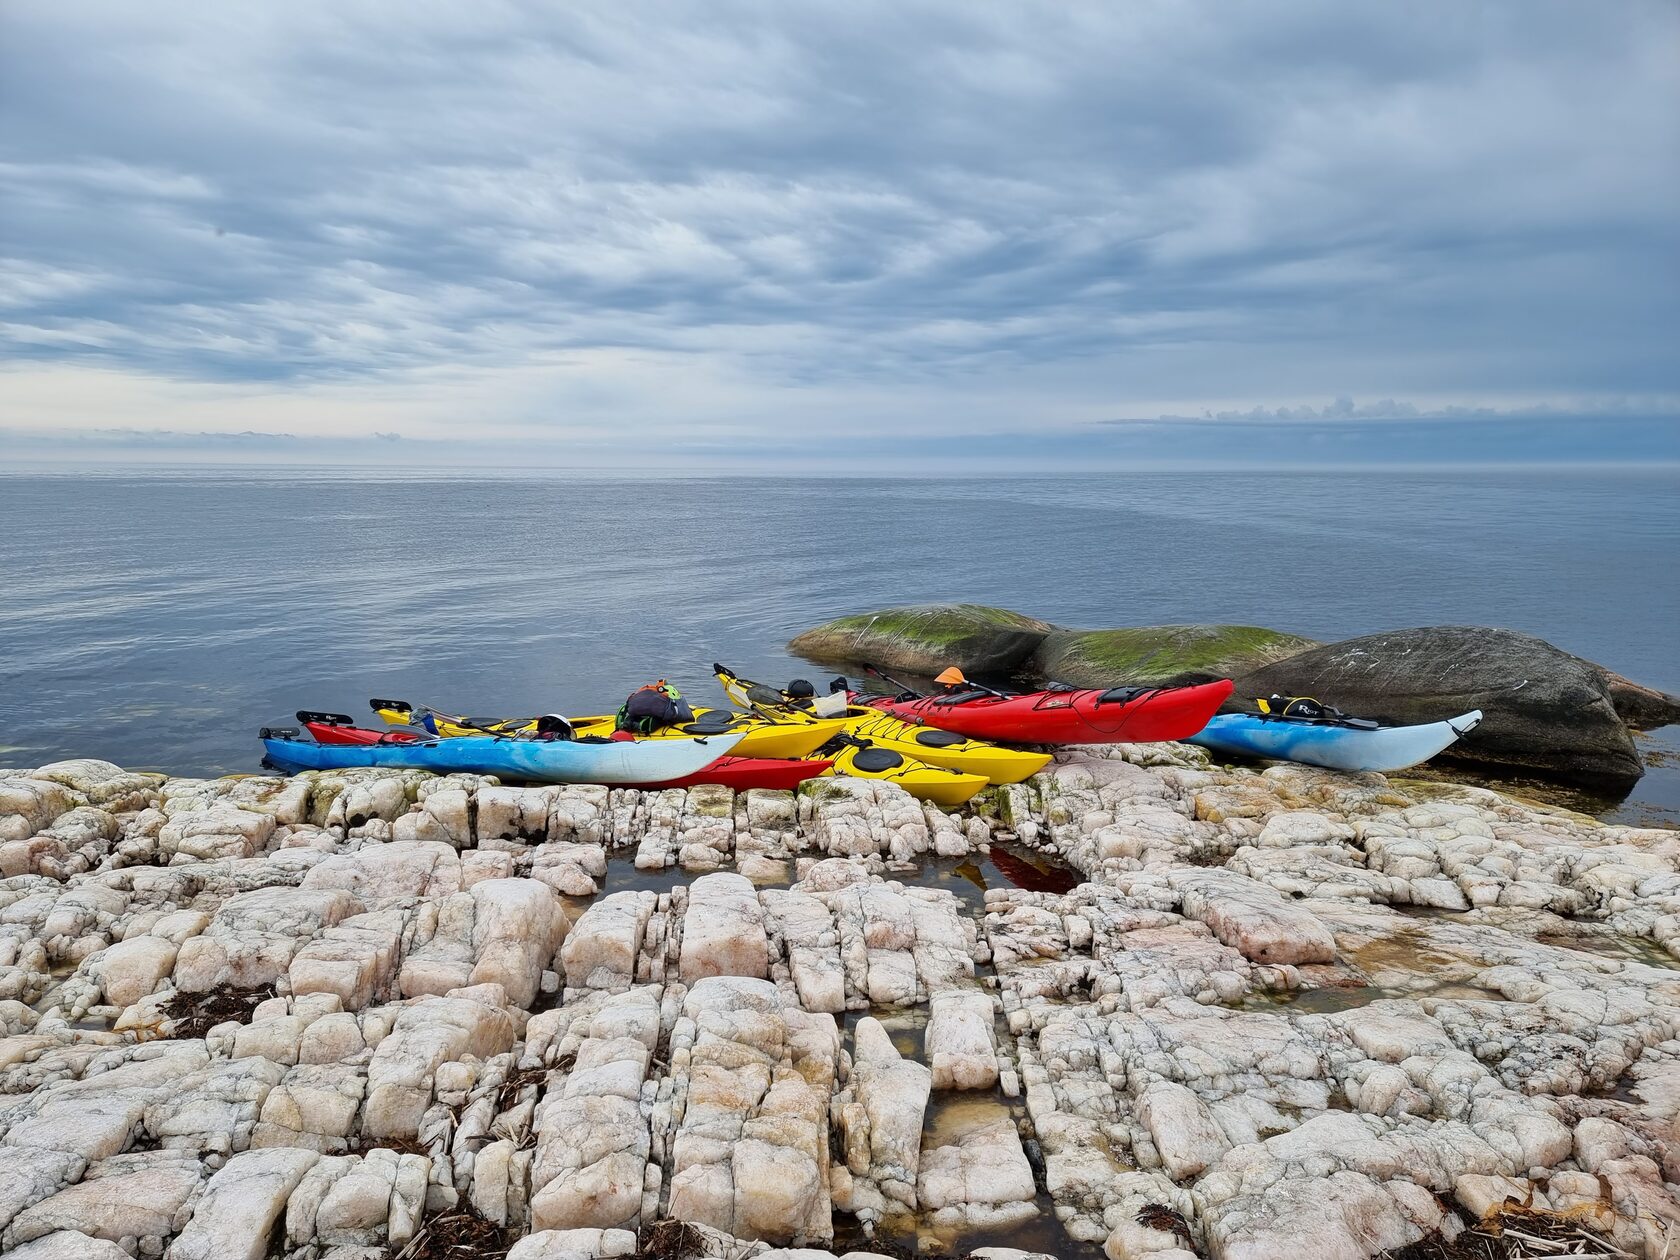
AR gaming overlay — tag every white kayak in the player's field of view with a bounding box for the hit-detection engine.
[1187,709,1482,773]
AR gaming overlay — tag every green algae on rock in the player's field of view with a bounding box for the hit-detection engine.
[1030,624,1319,688]
[787,603,1053,675]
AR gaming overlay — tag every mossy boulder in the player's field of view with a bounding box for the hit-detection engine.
[787,603,1053,675]
[1229,625,1646,791]
[1031,624,1318,688]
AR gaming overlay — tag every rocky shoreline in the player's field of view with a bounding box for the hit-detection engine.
[1,748,1676,1260]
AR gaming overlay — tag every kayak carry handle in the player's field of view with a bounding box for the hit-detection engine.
[297,710,357,726]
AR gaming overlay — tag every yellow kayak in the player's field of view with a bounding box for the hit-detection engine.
[713,668,1050,785]
[818,737,987,807]
[833,706,1048,785]
[371,699,846,761]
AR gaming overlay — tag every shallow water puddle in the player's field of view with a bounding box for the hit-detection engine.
[1534,931,1680,971]
[1239,933,1511,1012]
[828,991,1110,1259]
[1341,931,1509,1001]
[834,1090,1108,1259]
[840,1004,930,1059]
[1245,984,1383,1014]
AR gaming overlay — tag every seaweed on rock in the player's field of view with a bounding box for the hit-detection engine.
[159,982,275,1039]
[394,1206,514,1260]
[1385,1201,1628,1260]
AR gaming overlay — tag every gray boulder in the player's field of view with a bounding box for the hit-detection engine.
[1228,626,1646,790]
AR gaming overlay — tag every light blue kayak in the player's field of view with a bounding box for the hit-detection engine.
[260,729,744,785]
[1187,709,1481,773]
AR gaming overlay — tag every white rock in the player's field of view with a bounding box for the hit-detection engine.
[1137,1080,1231,1181]
[166,1147,320,1260]
[7,1155,203,1248]
[561,892,656,993]
[1169,869,1338,964]
[0,1148,85,1233]
[508,1227,639,1260]
[679,872,769,984]
[363,991,517,1138]
[844,1016,931,1216]
[301,840,461,900]
[8,1232,131,1260]
[916,1102,1037,1225]
[159,803,276,861]
[926,990,998,1091]
[469,878,568,1008]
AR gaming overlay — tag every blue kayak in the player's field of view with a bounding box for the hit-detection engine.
[260,729,744,785]
[1187,709,1481,773]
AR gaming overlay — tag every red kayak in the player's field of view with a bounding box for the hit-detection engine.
[296,713,829,790]
[863,679,1234,745]
[625,756,833,791]
[300,713,422,745]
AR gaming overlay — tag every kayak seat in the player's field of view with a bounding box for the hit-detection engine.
[683,713,741,735]
[931,689,992,706]
[914,729,967,748]
[1094,686,1149,707]
[850,746,904,772]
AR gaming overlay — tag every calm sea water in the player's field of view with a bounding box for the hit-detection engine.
[2,466,1676,822]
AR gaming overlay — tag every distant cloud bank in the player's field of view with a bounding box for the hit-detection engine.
[6,406,1674,471]
[1103,397,1680,426]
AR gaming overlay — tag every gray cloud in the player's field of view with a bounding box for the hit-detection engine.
[1,1,1676,455]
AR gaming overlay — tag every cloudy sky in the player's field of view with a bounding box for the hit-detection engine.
[2,0,1676,467]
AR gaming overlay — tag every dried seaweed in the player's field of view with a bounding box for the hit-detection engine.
[1137,1202,1196,1247]
[159,983,275,1040]
[1385,1200,1628,1260]
[860,1240,915,1260]
[495,1062,552,1113]
[636,1218,710,1260]
[394,1208,513,1260]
